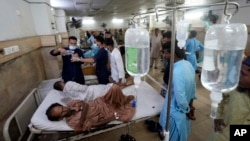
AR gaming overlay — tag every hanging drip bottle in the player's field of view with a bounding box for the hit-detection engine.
[125,27,150,107]
[176,20,189,49]
[201,23,248,119]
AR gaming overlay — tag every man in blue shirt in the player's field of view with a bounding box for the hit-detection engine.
[159,43,196,141]
[71,36,109,84]
[185,30,204,72]
[50,36,85,84]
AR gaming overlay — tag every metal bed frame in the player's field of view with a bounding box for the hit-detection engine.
[3,89,38,141]
[3,80,162,141]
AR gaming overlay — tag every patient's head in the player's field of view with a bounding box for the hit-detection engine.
[54,81,65,91]
[46,103,72,121]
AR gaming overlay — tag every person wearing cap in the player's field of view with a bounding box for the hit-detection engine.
[209,56,250,141]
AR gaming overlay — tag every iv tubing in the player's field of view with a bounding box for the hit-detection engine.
[146,74,167,91]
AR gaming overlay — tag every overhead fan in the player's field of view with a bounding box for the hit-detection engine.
[201,10,219,24]
[101,23,107,29]
[162,16,172,26]
[66,17,82,30]
[70,17,82,28]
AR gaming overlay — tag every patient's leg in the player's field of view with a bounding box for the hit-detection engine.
[103,84,134,108]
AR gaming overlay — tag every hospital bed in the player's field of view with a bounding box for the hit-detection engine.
[3,80,164,141]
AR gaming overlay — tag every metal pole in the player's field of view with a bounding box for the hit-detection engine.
[165,0,176,136]
[175,1,239,13]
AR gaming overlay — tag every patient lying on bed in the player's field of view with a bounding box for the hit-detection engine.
[53,81,113,100]
[46,84,135,132]
[53,81,132,100]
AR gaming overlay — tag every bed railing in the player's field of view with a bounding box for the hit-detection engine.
[3,89,39,141]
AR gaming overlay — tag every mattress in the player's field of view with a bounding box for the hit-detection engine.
[30,81,164,131]
[36,78,61,104]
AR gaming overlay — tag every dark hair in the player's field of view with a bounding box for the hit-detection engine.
[164,41,186,59]
[118,39,124,44]
[95,35,105,44]
[189,30,197,38]
[53,81,64,91]
[46,103,63,121]
[105,38,114,46]
[243,56,250,67]
[68,36,77,41]
[163,31,172,39]
[105,31,111,35]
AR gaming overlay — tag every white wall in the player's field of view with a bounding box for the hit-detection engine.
[0,0,36,41]
[0,0,249,42]
[30,3,56,35]
[55,9,67,33]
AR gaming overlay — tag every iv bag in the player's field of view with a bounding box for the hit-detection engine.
[125,27,150,82]
[201,23,248,118]
[125,27,150,108]
[176,20,189,48]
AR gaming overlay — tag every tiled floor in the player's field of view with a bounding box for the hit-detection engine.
[33,61,214,141]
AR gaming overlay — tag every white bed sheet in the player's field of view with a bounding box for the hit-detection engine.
[30,81,164,131]
[37,78,61,103]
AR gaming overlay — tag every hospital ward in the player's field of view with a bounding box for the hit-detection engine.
[1,0,250,141]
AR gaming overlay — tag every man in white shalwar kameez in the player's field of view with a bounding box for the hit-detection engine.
[150,28,162,69]
[105,38,125,85]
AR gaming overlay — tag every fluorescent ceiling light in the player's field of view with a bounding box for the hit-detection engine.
[184,12,203,19]
[112,18,124,23]
[50,0,70,7]
[140,9,147,13]
[82,19,95,24]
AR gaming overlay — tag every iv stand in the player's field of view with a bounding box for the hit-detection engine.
[128,1,239,140]
[153,1,239,141]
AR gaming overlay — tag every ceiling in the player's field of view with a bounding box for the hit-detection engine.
[50,0,240,20]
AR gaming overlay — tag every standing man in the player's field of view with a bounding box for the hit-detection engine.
[117,29,124,43]
[105,38,125,85]
[185,30,204,72]
[150,28,162,69]
[159,43,196,141]
[161,31,172,73]
[85,31,99,58]
[71,36,110,84]
[50,36,85,84]
[105,31,118,48]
